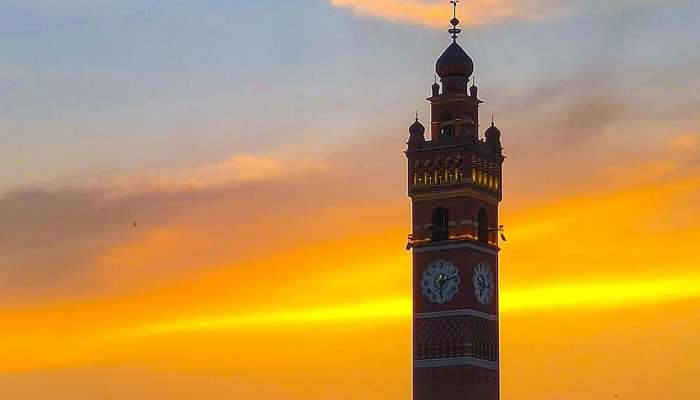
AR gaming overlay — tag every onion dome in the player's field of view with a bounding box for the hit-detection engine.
[431,80,440,96]
[436,6,473,80]
[408,117,426,145]
[469,82,478,98]
[485,119,503,154]
[436,42,474,79]
[485,121,501,140]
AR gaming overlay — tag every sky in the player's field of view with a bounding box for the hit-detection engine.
[1,0,699,399]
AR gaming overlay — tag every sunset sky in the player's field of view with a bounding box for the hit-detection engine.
[2,1,700,399]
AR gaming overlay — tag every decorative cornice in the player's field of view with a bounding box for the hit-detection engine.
[426,93,479,105]
[415,308,497,321]
[414,356,498,371]
[410,187,500,203]
[413,240,499,256]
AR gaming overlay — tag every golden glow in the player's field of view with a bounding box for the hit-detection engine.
[116,273,700,339]
[7,271,699,374]
[329,0,535,28]
[502,275,700,312]
[2,149,699,398]
[124,298,412,337]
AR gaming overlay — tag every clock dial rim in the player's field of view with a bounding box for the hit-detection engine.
[421,259,461,305]
[472,261,495,305]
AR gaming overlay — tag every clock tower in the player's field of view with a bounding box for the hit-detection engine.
[406,3,504,400]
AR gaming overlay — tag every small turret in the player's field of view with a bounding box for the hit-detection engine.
[431,78,440,97]
[485,118,503,154]
[470,80,478,99]
[408,115,426,147]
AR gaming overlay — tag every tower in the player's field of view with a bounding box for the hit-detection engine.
[406,3,504,399]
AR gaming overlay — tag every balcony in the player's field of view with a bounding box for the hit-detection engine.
[410,220,500,248]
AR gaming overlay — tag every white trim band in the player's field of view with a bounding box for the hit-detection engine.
[413,241,498,256]
[415,357,498,371]
[415,308,497,321]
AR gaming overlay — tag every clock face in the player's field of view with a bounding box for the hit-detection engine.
[421,260,460,305]
[472,262,495,305]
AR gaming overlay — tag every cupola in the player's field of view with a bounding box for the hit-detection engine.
[485,118,503,154]
[434,9,473,94]
[408,116,426,146]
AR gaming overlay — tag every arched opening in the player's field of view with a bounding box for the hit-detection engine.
[478,209,489,243]
[441,125,454,137]
[431,207,449,242]
[440,112,454,137]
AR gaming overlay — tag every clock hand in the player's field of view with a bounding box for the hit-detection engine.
[437,274,452,289]
[441,275,459,290]
[435,279,445,291]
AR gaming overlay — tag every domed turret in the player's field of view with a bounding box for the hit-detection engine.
[485,121,501,140]
[436,42,474,79]
[431,79,440,97]
[435,10,474,95]
[485,119,503,154]
[470,80,478,98]
[408,117,426,146]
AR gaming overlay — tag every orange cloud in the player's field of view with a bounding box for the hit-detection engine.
[2,170,698,371]
[329,0,677,28]
[329,0,524,28]
[1,111,699,398]
[670,132,699,153]
[98,152,328,196]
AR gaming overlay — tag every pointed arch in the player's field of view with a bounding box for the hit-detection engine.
[431,207,450,242]
[478,209,489,243]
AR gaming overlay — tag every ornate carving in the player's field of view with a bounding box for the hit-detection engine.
[414,315,498,362]
[412,156,464,189]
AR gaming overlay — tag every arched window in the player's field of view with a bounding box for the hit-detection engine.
[431,207,449,242]
[441,125,454,137]
[478,209,489,243]
[440,112,454,137]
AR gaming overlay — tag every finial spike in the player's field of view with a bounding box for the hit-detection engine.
[415,110,419,121]
[491,114,495,125]
[448,1,461,41]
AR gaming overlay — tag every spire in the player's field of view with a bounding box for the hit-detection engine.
[448,1,461,42]
[435,0,473,91]
[431,75,440,96]
[469,73,478,98]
